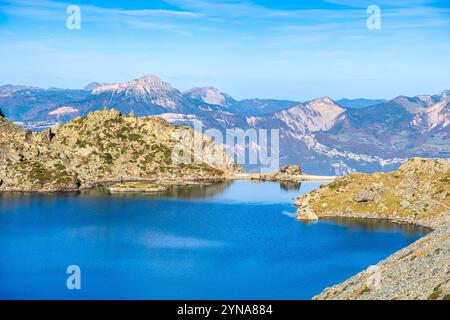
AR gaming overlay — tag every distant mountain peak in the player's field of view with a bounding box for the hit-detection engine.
[84,82,110,91]
[307,97,344,112]
[91,75,182,110]
[184,86,221,95]
[183,86,233,107]
[336,98,387,109]
[309,96,336,105]
[439,90,450,98]
[415,95,436,106]
[133,74,173,89]
[411,96,450,132]
[391,95,440,113]
[93,75,175,94]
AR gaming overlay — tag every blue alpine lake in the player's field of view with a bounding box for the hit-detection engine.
[0,180,428,299]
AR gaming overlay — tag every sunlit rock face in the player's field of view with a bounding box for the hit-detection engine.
[0,109,241,192]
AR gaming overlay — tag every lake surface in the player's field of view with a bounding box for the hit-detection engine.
[0,180,428,299]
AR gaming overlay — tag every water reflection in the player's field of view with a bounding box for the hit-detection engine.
[0,181,432,238]
[0,181,234,201]
[0,180,428,299]
[145,181,234,200]
[279,181,301,191]
[323,217,431,235]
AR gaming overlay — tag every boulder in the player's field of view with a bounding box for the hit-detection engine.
[0,109,241,192]
[280,164,301,175]
[355,188,379,202]
[396,157,450,176]
[296,206,319,221]
[355,184,385,203]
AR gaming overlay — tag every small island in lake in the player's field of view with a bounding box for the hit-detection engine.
[108,182,167,193]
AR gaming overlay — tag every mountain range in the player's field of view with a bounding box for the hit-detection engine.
[1,75,448,175]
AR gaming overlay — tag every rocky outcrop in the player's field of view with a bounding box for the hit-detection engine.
[0,109,241,192]
[250,164,304,182]
[315,224,450,300]
[295,158,449,228]
[296,206,318,221]
[295,158,450,300]
[279,164,301,175]
[395,157,450,176]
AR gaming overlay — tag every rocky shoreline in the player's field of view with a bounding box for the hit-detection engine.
[0,177,227,193]
[0,109,241,193]
[314,223,449,300]
[295,158,450,300]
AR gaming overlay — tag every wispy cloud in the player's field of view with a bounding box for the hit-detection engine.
[0,0,200,32]
[2,0,449,34]
[163,0,357,18]
[2,0,199,16]
[1,0,449,98]
[322,0,437,7]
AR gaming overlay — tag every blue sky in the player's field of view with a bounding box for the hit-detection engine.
[0,0,449,100]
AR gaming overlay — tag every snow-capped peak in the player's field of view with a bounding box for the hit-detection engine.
[411,97,450,132]
[307,96,345,114]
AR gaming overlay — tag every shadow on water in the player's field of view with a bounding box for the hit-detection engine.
[0,180,301,201]
[0,180,430,237]
[0,179,430,299]
[243,179,302,191]
[0,181,235,201]
[152,181,235,200]
[323,217,431,236]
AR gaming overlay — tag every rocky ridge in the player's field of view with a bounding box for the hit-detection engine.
[0,109,240,192]
[295,158,450,299]
[315,224,449,300]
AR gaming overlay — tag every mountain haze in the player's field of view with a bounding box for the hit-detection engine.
[1,75,448,175]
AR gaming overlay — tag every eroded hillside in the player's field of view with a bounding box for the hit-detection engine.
[294,158,450,300]
[0,109,240,192]
[296,158,450,228]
